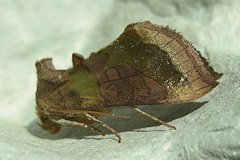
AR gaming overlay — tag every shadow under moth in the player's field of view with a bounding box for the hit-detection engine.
[35,21,222,142]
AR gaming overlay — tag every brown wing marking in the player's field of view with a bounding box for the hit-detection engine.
[99,64,167,106]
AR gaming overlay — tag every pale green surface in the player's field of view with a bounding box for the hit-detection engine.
[0,0,240,159]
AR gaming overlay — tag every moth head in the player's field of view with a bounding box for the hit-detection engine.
[35,58,68,134]
[36,106,61,134]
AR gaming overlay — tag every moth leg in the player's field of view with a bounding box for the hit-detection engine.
[85,124,105,136]
[130,106,176,129]
[85,114,122,143]
[52,119,105,136]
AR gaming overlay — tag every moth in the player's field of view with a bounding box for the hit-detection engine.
[35,21,222,142]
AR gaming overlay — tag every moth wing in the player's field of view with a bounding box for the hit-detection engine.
[82,21,221,104]
[98,64,168,106]
[72,53,85,67]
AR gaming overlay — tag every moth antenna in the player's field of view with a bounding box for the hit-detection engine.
[52,109,129,119]
[130,106,176,129]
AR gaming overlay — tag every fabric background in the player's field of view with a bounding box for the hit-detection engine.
[0,0,240,159]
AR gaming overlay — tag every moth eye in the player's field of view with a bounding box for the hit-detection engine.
[40,117,48,123]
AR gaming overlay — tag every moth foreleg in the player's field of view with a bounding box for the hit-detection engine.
[52,119,105,136]
[130,106,176,129]
[85,114,122,143]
